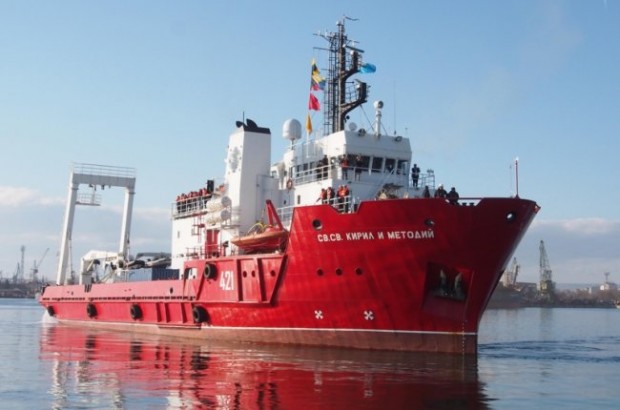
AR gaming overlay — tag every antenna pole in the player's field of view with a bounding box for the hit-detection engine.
[515,157,519,198]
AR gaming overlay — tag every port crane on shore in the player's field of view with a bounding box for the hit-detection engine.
[31,248,49,282]
[539,240,555,296]
[502,257,520,287]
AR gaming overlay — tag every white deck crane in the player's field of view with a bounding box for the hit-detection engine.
[56,163,136,285]
[539,240,555,295]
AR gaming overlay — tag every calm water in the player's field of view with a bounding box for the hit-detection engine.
[1,299,619,409]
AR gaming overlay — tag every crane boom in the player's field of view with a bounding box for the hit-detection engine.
[539,240,554,295]
[32,247,50,280]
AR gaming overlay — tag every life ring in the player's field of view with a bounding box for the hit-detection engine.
[286,179,293,190]
[192,306,208,324]
[130,304,142,320]
[203,263,217,280]
[86,303,97,318]
[46,306,55,317]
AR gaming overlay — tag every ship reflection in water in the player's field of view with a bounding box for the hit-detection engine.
[40,324,489,409]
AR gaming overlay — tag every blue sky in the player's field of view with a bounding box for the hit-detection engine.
[1,1,618,285]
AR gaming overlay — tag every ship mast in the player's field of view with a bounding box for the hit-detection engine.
[321,18,368,134]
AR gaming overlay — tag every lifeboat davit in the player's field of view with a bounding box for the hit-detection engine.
[231,199,289,253]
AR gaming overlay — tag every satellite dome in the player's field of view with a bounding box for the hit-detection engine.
[282,119,302,141]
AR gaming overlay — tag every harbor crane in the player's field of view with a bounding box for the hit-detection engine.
[502,257,520,287]
[12,245,26,284]
[539,240,555,296]
[31,248,49,282]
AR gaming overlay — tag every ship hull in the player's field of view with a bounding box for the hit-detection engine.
[40,197,538,354]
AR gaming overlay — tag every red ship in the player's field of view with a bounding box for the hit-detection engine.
[39,19,539,354]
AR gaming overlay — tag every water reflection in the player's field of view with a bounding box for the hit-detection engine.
[40,324,490,409]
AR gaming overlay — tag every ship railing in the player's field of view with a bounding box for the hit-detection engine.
[277,205,294,228]
[171,180,225,219]
[277,195,356,227]
[291,163,337,186]
[72,163,136,179]
[184,246,205,260]
[417,171,436,190]
[370,167,415,199]
[172,195,211,218]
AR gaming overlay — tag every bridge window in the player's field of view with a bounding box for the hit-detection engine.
[371,157,383,173]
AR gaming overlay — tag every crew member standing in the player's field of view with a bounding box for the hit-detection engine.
[434,184,447,198]
[447,187,460,205]
[411,163,420,188]
[340,155,349,180]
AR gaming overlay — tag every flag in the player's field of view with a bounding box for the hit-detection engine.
[359,63,376,73]
[310,58,325,90]
[306,114,313,134]
[308,93,320,111]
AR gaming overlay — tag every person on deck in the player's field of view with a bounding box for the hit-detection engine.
[354,155,363,181]
[422,185,431,198]
[434,184,447,198]
[317,188,327,204]
[326,186,335,206]
[411,163,420,188]
[340,155,349,179]
[447,187,460,205]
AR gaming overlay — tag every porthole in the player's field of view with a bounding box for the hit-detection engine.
[312,219,323,230]
[506,212,517,222]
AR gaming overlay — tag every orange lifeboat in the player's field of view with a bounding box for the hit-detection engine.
[231,200,289,253]
[231,224,289,253]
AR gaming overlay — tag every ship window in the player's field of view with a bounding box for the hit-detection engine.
[355,267,363,276]
[371,157,383,173]
[506,212,516,222]
[312,219,322,230]
[354,155,370,172]
[424,218,435,227]
[385,158,396,173]
[317,269,324,276]
[398,160,408,175]
[335,268,343,276]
